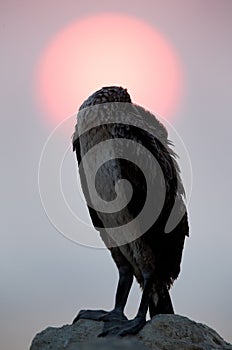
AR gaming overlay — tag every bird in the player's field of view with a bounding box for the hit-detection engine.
[72,86,189,337]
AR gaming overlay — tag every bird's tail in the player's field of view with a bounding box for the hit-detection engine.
[149,284,174,318]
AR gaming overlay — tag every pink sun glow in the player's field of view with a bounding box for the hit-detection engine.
[35,13,183,126]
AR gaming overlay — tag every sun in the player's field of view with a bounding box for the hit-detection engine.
[35,13,183,126]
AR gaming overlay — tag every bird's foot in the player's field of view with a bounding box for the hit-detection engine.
[100,309,128,322]
[98,316,146,337]
[72,309,127,324]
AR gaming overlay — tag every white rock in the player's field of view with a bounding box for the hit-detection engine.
[30,314,232,350]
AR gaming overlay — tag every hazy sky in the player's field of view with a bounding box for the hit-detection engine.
[1,1,232,349]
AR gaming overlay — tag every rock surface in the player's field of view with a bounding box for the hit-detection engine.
[30,314,232,350]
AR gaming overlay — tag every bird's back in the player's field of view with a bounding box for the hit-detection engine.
[73,87,188,287]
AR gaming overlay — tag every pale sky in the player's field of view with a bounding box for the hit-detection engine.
[1,1,232,349]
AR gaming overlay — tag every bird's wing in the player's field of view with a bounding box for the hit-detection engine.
[73,103,188,253]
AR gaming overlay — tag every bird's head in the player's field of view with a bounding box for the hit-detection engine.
[79,86,132,110]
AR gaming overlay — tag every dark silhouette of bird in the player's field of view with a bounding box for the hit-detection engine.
[72,86,189,336]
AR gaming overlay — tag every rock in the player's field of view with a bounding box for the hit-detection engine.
[30,314,232,350]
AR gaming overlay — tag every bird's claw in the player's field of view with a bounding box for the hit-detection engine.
[72,309,127,324]
[98,317,146,337]
[73,309,108,323]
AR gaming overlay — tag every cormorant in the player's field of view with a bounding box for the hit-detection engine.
[72,86,189,336]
